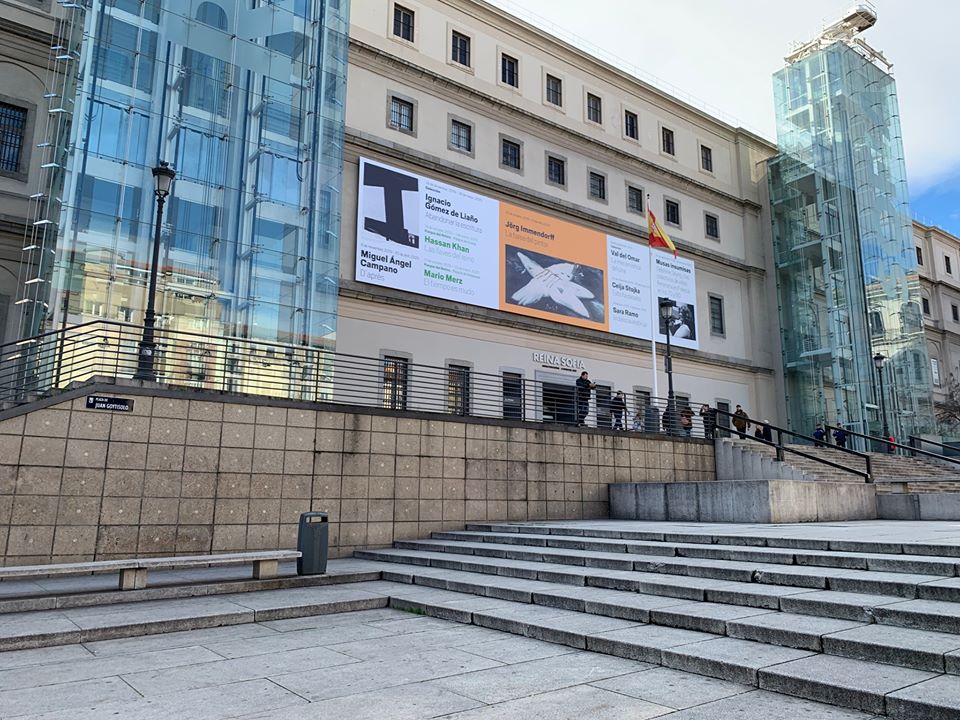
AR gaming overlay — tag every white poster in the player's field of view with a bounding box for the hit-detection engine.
[355,157,699,349]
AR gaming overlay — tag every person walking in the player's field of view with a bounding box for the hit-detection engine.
[732,405,750,439]
[699,404,717,440]
[610,390,627,430]
[575,371,595,427]
[833,423,848,449]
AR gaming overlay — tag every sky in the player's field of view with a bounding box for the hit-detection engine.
[490,0,960,236]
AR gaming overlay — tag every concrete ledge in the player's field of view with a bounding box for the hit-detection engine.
[609,480,877,523]
[878,492,960,520]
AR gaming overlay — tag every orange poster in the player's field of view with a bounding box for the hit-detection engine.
[499,203,609,331]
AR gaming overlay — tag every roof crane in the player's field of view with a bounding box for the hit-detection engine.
[785,3,891,71]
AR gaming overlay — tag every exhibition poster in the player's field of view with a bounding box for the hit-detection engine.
[355,157,698,349]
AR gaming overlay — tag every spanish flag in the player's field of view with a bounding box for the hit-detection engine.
[647,207,677,257]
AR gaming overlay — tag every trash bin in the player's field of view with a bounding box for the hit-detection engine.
[297,511,329,575]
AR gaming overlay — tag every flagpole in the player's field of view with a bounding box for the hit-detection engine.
[648,195,659,401]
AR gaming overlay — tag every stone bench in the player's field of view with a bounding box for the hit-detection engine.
[0,550,301,591]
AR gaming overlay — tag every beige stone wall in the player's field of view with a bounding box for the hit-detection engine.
[0,388,714,566]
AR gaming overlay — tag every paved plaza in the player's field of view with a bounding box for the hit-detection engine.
[0,607,880,719]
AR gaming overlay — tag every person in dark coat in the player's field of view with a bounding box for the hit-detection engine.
[833,424,848,449]
[699,404,717,440]
[575,371,595,427]
[813,424,826,447]
[732,405,750,438]
[610,390,627,430]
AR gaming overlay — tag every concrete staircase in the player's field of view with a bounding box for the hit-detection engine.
[353,521,960,718]
[726,438,960,487]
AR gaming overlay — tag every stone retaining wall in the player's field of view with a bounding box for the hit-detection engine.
[0,383,714,565]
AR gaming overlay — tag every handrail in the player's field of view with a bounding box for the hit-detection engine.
[827,425,960,468]
[908,435,960,457]
[713,408,872,482]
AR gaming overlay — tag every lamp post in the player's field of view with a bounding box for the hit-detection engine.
[659,297,677,435]
[873,352,891,452]
[134,162,176,382]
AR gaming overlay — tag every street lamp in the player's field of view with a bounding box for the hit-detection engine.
[659,297,677,435]
[873,352,891,452]
[134,162,176,381]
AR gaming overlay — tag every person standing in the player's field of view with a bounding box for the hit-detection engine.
[833,423,848,449]
[610,390,627,430]
[732,405,750,439]
[813,424,826,447]
[699,404,717,440]
[575,371,595,427]
[680,406,694,437]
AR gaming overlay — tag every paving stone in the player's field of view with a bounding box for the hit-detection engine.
[13,678,305,720]
[440,684,673,720]
[122,644,360,696]
[425,651,644,704]
[886,674,960,719]
[241,681,483,720]
[586,624,716,663]
[779,590,911,622]
[258,607,407,632]
[661,636,815,685]
[327,625,498,661]
[83,622,279,657]
[520,611,642,649]
[664,688,881,719]
[202,622,396,659]
[758,653,937,715]
[918,577,960,603]
[827,570,948,598]
[0,676,140,717]
[591,666,753,710]
[704,581,816,609]
[270,648,502,701]
[822,623,960,672]
[583,591,689,622]
[458,634,576,664]
[727,610,868,651]
[0,643,93,671]
[649,602,773,635]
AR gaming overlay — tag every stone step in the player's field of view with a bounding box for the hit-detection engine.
[434,530,960,576]
[360,577,960,718]
[354,547,960,636]
[464,522,960,558]
[391,538,958,600]
[349,559,960,675]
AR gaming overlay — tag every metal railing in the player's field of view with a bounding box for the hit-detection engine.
[0,320,719,436]
[823,425,960,469]
[718,409,873,482]
[908,435,960,463]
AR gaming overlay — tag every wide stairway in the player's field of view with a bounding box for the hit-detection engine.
[353,521,960,718]
[728,438,960,488]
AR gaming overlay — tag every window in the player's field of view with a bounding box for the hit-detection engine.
[946,255,953,275]
[953,305,958,323]
[502,372,524,420]
[662,126,675,155]
[932,358,942,387]
[716,400,731,437]
[624,110,638,140]
[501,53,518,87]
[448,365,470,416]
[917,247,924,266]
[501,138,521,170]
[389,96,414,132]
[545,74,562,106]
[547,155,565,186]
[709,295,725,336]
[700,144,713,172]
[588,171,606,200]
[923,297,931,315]
[0,103,28,174]
[586,93,602,124]
[665,198,680,226]
[451,31,470,66]
[595,384,612,429]
[705,212,720,240]
[393,4,414,42]
[868,310,884,337]
[449,119,472,152]
[383,356,409,410]
[627,186,644,214]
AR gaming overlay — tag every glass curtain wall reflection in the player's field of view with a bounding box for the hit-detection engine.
[768,42,934,442]
[18,0,349,398]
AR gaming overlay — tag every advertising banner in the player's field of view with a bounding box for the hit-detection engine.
[355,157,698,349]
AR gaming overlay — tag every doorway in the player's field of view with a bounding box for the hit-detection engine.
[542,382,576,425]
